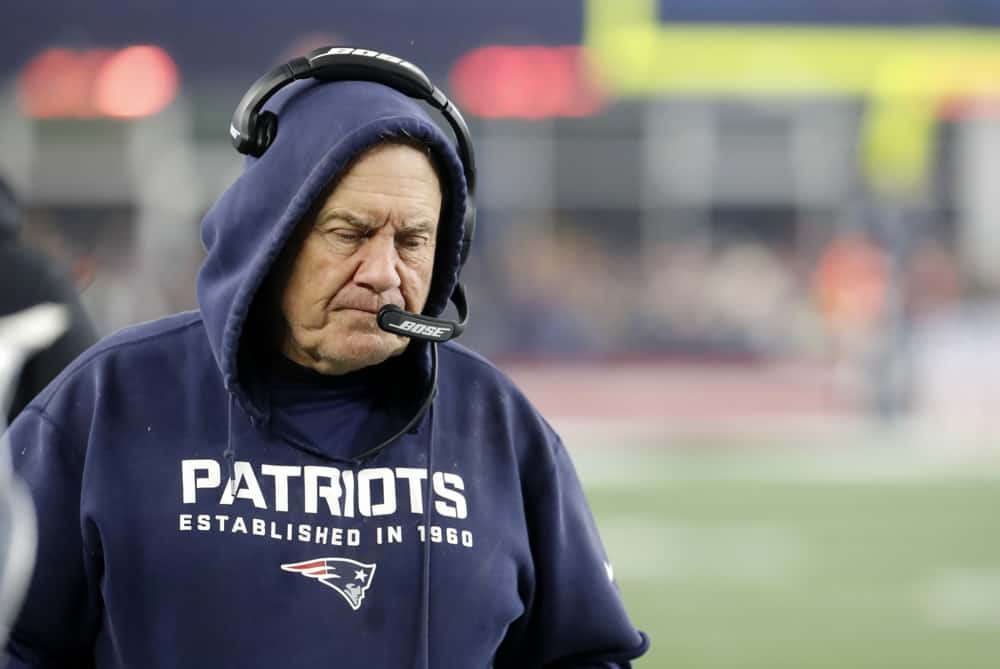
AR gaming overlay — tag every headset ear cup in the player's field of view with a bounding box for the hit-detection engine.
[252,111,278,157]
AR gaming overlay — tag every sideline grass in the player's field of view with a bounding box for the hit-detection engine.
[576,449,1000,668]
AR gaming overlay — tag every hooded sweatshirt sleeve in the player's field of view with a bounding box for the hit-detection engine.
[4,406,101,667]
[494,436,649,668]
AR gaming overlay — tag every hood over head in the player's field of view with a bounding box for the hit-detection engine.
[197,79,469,412]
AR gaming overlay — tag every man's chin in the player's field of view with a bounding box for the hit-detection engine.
[314,334,409,374]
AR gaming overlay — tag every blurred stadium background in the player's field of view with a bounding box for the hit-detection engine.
[3,1,1000,666]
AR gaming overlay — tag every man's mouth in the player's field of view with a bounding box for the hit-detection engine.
[334,303,403,315]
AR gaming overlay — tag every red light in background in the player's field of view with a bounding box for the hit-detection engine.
[450,46,606,120]
[17,48,108,118]
[17,46,179,120]
[94,46,179,119]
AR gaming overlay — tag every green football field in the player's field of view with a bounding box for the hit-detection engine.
[574,443,1000,668]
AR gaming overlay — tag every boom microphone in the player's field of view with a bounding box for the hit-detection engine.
[376,284,468,343]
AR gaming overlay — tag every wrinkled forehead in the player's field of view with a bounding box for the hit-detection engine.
[306,138,446,226]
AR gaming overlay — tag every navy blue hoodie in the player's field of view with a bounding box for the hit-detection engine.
[5,79,649,668]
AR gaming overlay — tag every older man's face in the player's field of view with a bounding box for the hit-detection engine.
[278,142,441,374]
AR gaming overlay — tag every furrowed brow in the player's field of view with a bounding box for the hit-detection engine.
[402,220,436,235]
[319,208,436,234]
[319,208,375,230]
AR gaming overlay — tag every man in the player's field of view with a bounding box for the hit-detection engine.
[0,176,97,424]
[5,49,649,668]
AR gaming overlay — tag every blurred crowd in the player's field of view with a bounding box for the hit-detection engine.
[471,224,963,364]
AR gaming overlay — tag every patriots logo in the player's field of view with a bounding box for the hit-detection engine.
[280,557,377,611]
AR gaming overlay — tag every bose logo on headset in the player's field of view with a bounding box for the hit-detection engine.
[318,47,419,71]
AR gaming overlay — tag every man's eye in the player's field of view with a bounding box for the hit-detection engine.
[398,236,429,250]
[331,229,363,242]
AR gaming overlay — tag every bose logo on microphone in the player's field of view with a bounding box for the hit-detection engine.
[388,320,451,338]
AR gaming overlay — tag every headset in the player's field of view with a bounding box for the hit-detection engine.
[230,46,475,343]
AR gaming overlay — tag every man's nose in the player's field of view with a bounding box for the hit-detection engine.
[354,233,402,294]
